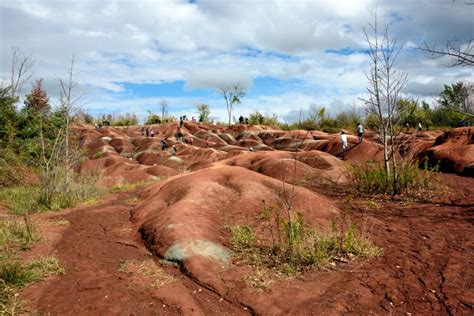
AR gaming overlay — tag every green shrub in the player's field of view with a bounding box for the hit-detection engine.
[229,225,256,251]
[229,204,382,276]
[145,113,161,125]
[350,160,438,195]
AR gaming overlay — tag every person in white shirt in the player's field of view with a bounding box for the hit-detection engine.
[341,131,348,151]
[357,123,364,143]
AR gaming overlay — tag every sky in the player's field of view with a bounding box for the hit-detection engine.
[0,0,473,122]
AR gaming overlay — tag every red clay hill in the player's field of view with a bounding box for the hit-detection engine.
[33,122,471,314]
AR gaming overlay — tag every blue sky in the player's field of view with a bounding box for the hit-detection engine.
[0,0,473,122]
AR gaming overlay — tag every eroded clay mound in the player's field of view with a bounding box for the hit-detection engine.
[131,165,340,294]
[80,153,171,187]
[212,150,348,184]
[419,127,474,176]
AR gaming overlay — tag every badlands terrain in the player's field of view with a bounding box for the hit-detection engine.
[22,122,473,315]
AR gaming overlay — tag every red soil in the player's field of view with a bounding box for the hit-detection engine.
[17,123,473,315]
[419,127,474,176]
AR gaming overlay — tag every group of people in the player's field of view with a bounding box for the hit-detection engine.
[141,126,155,137]
[238,116,250,125]
[341,123,364,151]
[159,137,177,156]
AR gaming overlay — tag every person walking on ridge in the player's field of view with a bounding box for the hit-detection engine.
[357,123,364,143]
[341,131,348,151]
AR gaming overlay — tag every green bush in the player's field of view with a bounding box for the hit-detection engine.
[249,111,279,126]
[229,225,256,251]
[350,160,438,195]
[229,205,382,275]
[145,113,161,125]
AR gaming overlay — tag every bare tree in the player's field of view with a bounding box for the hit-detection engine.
[420,40,474,67]
[9,47,35,98]
[361,9,408,195]
[58,54,80,186]
[218,84,245,126]
[419,2,473,66]
[159,98,169,121]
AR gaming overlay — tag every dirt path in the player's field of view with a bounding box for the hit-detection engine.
[23,190,248,315]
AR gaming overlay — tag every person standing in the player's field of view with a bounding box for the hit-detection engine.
[341,131,348,151]
[161,138,168,150]
[357,123,364,143]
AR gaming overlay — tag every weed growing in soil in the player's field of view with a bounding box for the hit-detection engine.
[0,256,64,314]
[350,159,438,196]
[0,217,37,255]
[118,259,176,288]
[229,204,382,286]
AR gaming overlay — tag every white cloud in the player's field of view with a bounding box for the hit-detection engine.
[0,0,472,122]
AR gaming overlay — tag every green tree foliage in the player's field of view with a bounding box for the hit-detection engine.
[397,98,433,128]
[23,79,50,116]
[101,113,139,126]
[438,81,473,119]
[145,110,161,125]
[0,86,18,145]
[196,103,210,123]
[249,111,278,126]
[431,107,464,127]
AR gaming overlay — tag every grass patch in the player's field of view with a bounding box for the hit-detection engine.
[0,256,64,314]
[0,187,42,216]
[0,217,37,255]
[350,159,438,196]
[0,174,106,215]
[229,205,382,289]
[0,257,64,286]
[110,179,160,193]
[118,259,176,288]
[246,267,276,292]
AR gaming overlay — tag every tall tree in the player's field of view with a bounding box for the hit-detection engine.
[159,99,169,121]
[9,47,35,99]
[24,79,50,116]
[361,8,408,195]
[218,84,245,126]
[0,86,18,144]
